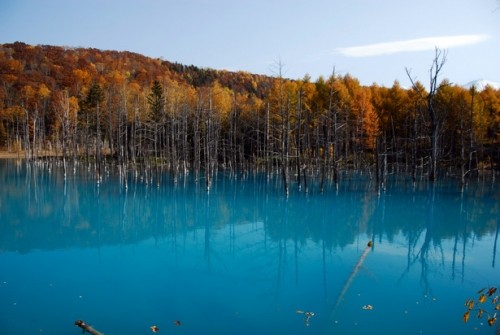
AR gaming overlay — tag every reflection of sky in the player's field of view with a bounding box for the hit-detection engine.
[0,160,499,335]
[370,230,498,264]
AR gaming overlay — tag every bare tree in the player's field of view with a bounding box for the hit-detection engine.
[328,68,339,186]
[406,47,447,181]
[272,59,290,196]
[59,90,71,177]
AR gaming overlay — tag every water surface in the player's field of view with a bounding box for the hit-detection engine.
[0,160,499,334]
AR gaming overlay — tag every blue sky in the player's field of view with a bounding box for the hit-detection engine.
[1,0,499,87]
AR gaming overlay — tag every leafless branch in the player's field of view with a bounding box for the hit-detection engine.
[405,67,425,98]
[429,47,447,95]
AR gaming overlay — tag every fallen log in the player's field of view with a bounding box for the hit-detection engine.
[74,320,105,335]
[331,241,373,317]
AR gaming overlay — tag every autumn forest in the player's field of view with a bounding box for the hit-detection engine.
[1,42,499,192]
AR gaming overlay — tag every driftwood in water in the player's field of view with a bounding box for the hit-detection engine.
[331,241,373,317]
[74,320,104,335]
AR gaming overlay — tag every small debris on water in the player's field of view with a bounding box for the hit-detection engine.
[296,310,315,326]
[362,304,373,310]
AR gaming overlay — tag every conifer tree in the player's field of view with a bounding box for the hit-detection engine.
[148,80,165,123]
[83,83,104,180]
[147,80,165,168]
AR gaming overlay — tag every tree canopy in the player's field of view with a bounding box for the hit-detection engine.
[0,42,499,185]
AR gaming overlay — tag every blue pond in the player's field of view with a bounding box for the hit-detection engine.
[0,160,499,335]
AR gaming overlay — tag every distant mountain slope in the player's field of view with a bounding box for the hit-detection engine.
[0,41,273,98]
[463,79,500,90]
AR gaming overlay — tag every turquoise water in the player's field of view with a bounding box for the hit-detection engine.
[0,160,499,335]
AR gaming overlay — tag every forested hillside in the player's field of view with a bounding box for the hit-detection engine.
[0,42,499,189]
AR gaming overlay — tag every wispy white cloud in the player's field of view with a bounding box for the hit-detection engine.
[336,35,489,57]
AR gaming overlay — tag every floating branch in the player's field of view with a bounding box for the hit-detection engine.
[74,320,105,335]
[331,241,373,317]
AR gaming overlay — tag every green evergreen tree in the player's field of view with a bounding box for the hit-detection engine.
[85,83,104,108]
[82,83,105,175]
[148,80,165,123]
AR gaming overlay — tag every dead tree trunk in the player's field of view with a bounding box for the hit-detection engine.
[406,48,447,181]
[275,60,289,196]
[329,69,339,185]
[96,100,102,181]
[468,87,476,180]
[296,87,303,190]
[265,102,270,178]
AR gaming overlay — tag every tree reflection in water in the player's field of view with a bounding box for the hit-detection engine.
[0,159,499,335]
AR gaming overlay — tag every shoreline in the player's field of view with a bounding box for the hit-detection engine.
[0,151,23,159]
[0,150,64,159]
